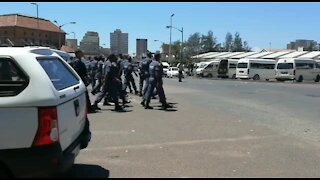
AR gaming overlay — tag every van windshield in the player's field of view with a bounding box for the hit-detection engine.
[237,63,248,68]
[199,64,207,68]
[277,63,293,69]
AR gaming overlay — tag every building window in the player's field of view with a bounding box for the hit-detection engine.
[4,31,7,34]
[31,32,34,36]
[24,31,26,35]
[39,33,41,37]
[45,34,47,38]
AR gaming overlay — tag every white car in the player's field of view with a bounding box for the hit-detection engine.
[167,67,185,78]
[0,47,91,178]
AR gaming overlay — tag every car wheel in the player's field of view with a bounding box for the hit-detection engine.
[315,75,320,82]
[253,74,260,80]
[297,75,303,82]
[231,74,236,79]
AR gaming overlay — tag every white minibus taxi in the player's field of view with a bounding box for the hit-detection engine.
[275,58,320,82]
[236,58,276,81]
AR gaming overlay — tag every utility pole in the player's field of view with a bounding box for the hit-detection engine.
[169,13,174,62]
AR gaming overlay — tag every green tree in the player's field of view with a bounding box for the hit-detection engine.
[243,41,251,52]
[224,32,233,52]
[233,32,243,52]
[184,32,202,59]
[201,30,218,53]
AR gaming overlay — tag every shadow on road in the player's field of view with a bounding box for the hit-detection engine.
[55,164,110,178]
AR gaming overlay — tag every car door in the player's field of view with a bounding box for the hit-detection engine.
[37,57,86,151]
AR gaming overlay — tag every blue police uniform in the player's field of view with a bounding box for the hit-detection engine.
[145,60,167,108]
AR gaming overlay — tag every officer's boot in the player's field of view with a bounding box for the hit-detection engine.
[92,102,102,110]
[144,101,153,109]
[140,100,145,107]
[161,102,173,110]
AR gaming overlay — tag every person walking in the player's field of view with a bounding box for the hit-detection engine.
[144,53,173,110]
[122,56,139,95]
[178,63,184,82]
[139,52,153,106]
[70,49,95,113]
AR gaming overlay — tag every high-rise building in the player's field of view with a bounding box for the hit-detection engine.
[110,29,128,55]
[287,39,318,51]
[136,39,147,59]
[80,31,100,55]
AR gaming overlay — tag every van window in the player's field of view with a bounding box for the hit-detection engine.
[37,57,79,91]
[295,62,314,69]
[237,63,248,68]
[277,63,293,69]
[206,64,214,69]
[250,63,275,69]
[0,58,29,97]
[229,63,237,68]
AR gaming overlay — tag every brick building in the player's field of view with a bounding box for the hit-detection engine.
[0,14,65,48]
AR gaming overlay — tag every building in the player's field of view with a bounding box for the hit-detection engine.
[136,39,147,59]
[80,31,100,55]
[66,39,77,51]
[110,29,128,55]
[0,14,65,48]
[287,39,318,51]
[100,47,111,56]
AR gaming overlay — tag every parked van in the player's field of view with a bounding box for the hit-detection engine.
[275,58,320,82]
[217,59,239,79]
[196,60,220,78]
[161,61,170,77]
[236,58,276,81]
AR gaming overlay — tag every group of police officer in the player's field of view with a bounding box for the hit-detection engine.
[80,51,173,112]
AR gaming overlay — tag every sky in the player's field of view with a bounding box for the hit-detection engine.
[1,2,320,54]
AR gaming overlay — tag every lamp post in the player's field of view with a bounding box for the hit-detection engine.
[168,13,174,62]
[53,20,76,49]
[166,26,184,63]
[30,3,39,45]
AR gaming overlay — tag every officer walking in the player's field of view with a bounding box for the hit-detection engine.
[178,63,184,82]
[70,49,95,113]
[144,53,173,110]
[139,52,153,106]
[122,55,139,95]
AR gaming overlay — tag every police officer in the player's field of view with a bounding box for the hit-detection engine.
[93,54,124,112]
[139,52,153,106]
[122,55,139,95]
[91,56,104,95]
[89,56,98,89]
[71,50,95,113]
[144,53,173,110]
[138,54,147,97]
[178,63,184,82]
[117,54,130,105]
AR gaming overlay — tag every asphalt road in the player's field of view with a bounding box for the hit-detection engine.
[57,77,320,178]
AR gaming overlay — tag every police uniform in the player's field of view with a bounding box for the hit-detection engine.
[139,57,153,102]
[122,59,138,94]
[145,59,167,109]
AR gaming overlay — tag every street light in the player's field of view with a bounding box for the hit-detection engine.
[30,3,39,45]
[168,13,174,62]
[167,26,184,63]
[53,20,76,49]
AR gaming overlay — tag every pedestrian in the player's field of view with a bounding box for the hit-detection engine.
[91,56,104,95]
[89,56,98,89]
[70,49,95,113]
[139,52,153,106]
[144,52,173,110]
[117,54,130,105]
[122,55,139,95]
[178,63,184,82]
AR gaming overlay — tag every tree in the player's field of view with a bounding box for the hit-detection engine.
[233,32,243,52]
[201,30,218,53]
[224,32,233,52]
[243,41,251,52]
[184,32,202,58]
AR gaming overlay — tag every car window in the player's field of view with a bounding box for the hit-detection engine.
[37,57,79,91]
[0,57,29,97]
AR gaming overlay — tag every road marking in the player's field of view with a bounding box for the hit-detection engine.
[83,135,278,152]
